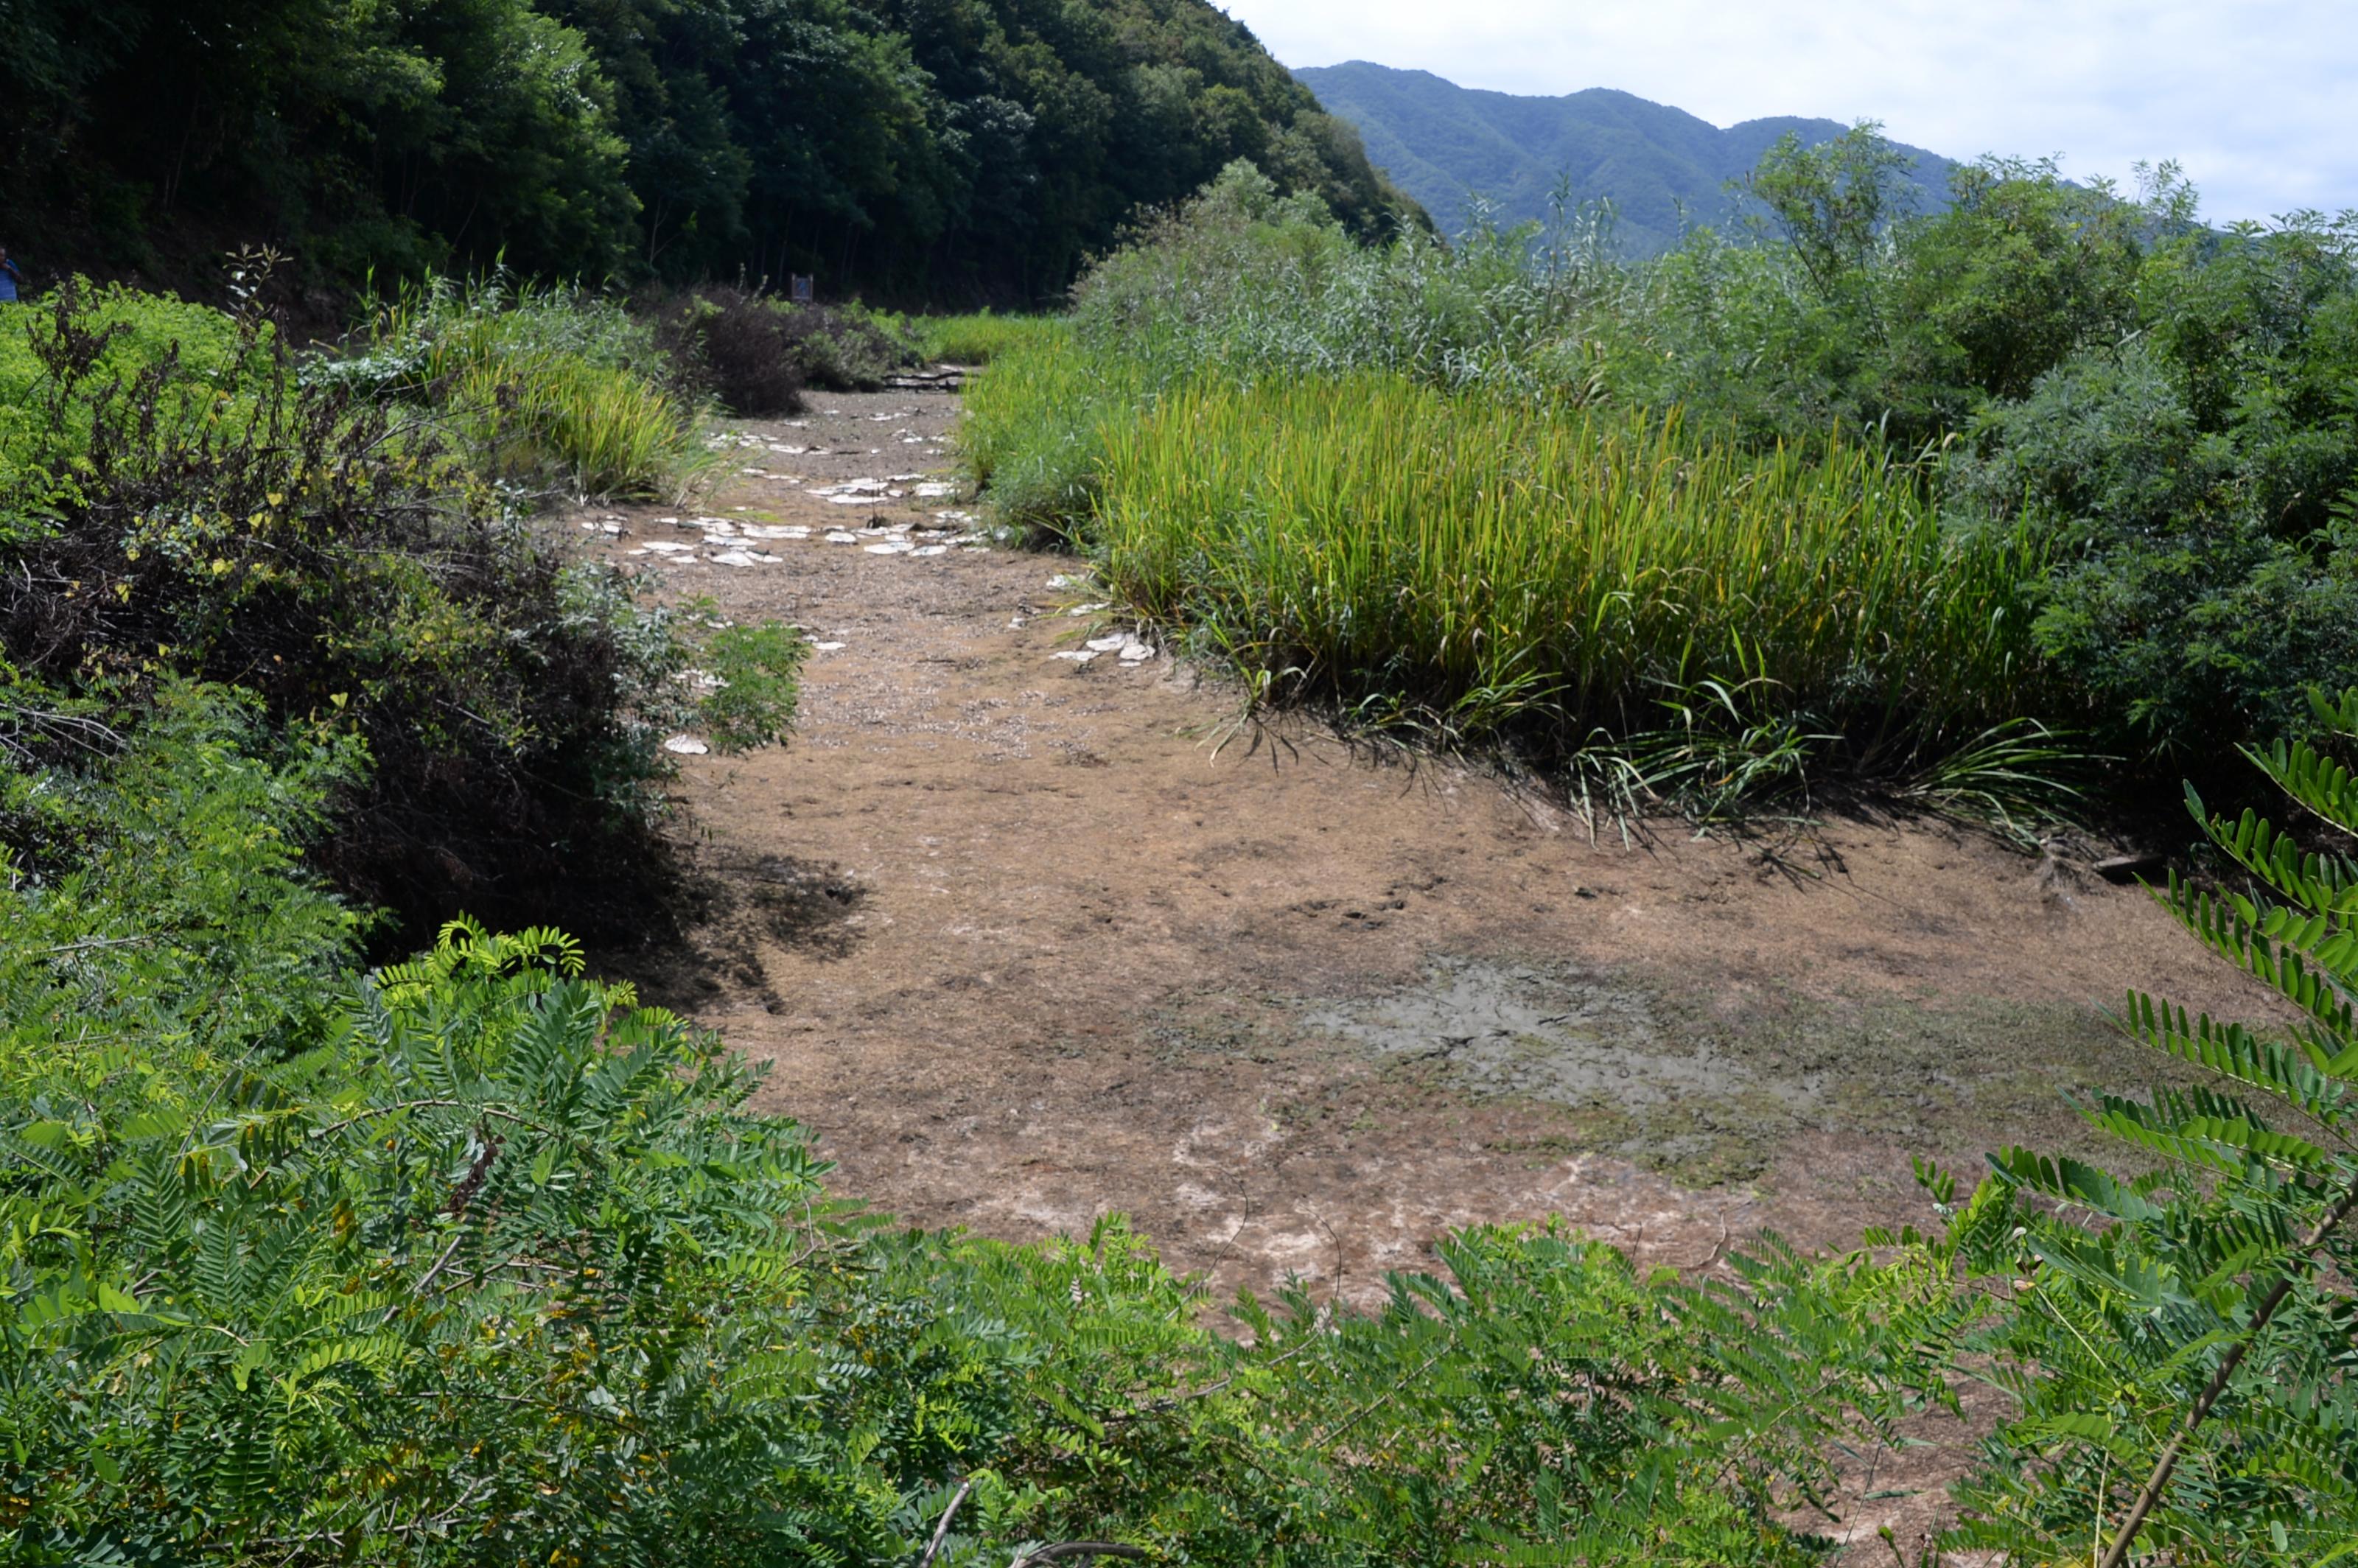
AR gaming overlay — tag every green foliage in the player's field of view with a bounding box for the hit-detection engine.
[967,138,2358,788]
[3,0,1421,304]
[1093,374,2042,768]
[1,279,792,937]
[914,311,1060,366]
[695,621,808,753]
[1857,687,2358,1563]
[329,275,709,500]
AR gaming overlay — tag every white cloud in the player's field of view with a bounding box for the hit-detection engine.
[1228,0,2357,223]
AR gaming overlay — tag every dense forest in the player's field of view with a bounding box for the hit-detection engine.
[0,0,1420,304]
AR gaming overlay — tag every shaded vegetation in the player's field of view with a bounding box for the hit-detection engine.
[1,276,799,942]
[1,0,1423,305]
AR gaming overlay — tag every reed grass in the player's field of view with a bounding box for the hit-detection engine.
[340,276,710,500]
[1092,373,2047,760]
[914,311,1062,365]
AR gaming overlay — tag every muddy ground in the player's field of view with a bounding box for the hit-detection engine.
[570,385,2273,1556]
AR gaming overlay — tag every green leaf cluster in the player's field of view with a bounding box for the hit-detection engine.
[0,0,1421,304]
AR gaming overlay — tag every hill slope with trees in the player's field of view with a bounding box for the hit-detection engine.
[1,0,1421,305]
[1295,60,1953,251]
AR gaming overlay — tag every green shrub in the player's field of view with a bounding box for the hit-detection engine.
[0,282,798,937]
[1868,687,2358,1564]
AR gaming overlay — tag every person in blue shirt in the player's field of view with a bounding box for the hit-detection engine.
[0,248,26,302]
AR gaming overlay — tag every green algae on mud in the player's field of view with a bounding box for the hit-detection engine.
[1303,957,2194,1186]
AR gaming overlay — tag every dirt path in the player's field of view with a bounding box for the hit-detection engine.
[578,385,2269,1283]
[574,385,2266,1548]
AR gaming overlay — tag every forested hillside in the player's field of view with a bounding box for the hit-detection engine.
[1296,60,1953,251]
[1,0,1419,304]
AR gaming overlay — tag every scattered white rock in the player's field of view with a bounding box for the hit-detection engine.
[1065,601,1110,616]
[864,541,915,555]
[1049,651,1099,665]
[662,735,710,755]
[578,520,601,531]
[824,531,861,545]
[1119,638,1155,662]
[914,482,956,497]
[1046,573,1088,589]
[640,540,697,553]
[709,550,780,566]
[811,641,847,652]
[888,473,923,483]
[1085,634,1130,654]
[741,525,808,539]
[912,545,949,556]
[826,494,877,506]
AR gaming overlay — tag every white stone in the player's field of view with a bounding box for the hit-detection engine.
[662,735,710,755]
[825,532,860,545]
[812,641,847,652]
[864,541,914,555]
[1085,634,1129,653]
[912,545,949,556]
[1049,651,1098,664]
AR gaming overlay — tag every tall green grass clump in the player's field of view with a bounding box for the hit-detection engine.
[915,311,1063,365]
[1098,375,2043,760]
[324,275,707,500]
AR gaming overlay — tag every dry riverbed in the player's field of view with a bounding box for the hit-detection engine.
[570,385,2270,1558]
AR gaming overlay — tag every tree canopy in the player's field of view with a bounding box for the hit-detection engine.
[0,0,1422,304]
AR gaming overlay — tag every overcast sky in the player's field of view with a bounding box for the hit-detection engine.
[1224,0,2354,225]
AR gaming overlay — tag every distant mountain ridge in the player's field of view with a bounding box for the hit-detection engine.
[1294,61,1958,255]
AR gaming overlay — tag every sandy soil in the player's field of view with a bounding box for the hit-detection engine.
[570,385,2273,1557]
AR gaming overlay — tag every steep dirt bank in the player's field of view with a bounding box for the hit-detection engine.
[571,385,2270,1554]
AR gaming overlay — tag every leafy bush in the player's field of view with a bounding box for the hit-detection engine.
[1869,687,2358,1563]
[646,287,922,413]
[1,281,797,937]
